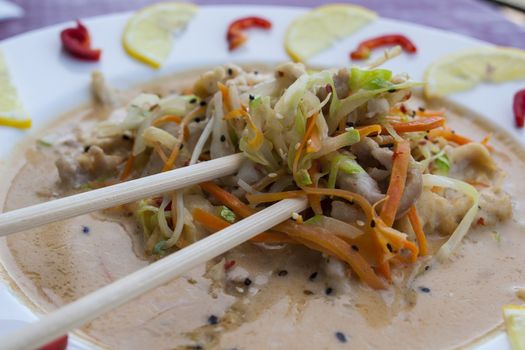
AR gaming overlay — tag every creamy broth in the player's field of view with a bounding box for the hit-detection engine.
[1,68,525,350]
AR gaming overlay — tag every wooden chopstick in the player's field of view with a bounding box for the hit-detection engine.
[0,197,308,350]
[0,153,244,236]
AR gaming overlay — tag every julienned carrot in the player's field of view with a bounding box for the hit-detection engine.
[119,154,135,181]
[217,82,231,112]
[407,205,428,256]
[303,187,393,279]
[200,182,253,217]
[416,109,444,117]
[200,182,385,289]
[246,190,305,204]
[380,138,410,226]
[152,114,182,126]
[384,116,445,134]
[192,208,295,243]
[276,221,386,289]
[224,108,263,149]
[428,128,471,145]
[357,124,382,138]
[293,113,318,176]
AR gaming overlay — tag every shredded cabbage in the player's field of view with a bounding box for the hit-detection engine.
[422,174,480,262]
[326,153,365,189]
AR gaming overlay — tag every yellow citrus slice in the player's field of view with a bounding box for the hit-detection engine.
[503,305,525,350]
[424,47,525,98]
[0,52,30,129]
[284,4,377,62]
[122,2,198,68]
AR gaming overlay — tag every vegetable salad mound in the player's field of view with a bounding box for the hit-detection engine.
[54,62,511,289]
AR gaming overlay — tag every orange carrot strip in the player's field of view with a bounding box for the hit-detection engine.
[428,129,471,145]
[246,190,305,204]
[192,208,295,243]
[380,139,411,226]
[292,113,318,176]
[277,221,386,289]
[383,116,445,134]
[407,205,428,256]
[200,182,253,217]
[200,182,385,289]
[416,109,445,117]
[119,154,135,181]
[357,124,382,138]
[152,115,182,126]
[217,82,231,112]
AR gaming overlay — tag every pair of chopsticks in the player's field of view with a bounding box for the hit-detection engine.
[0,153,308,349]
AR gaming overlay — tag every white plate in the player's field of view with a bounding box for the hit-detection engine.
[0,5,523,349]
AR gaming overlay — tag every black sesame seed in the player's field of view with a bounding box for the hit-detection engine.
[351,245,359,252]
[207,315,219,325]
[278,270,288,277]
[388,88,396,93]
[180,144,184,149]
[418,107,426,112]
[387,243,393,252]
[244,277,252,286]
[84,145,91,153]
[325,287,334,295]
[200,101,207,106]
[309,272,318,281]
[249,94,255,100]
[346,121,354,127]
[189,97,197,104]
[303,289,314,295]
[82,226,90,234]
[370,219,376,228]
[195,117,201,123]
[424,135,429,140]
[227,68,233,76]
[335,331,347,343]
[424,265,430,271]
[411,110,416,117]
[254,70,259,75]
[122,134,131,141]
[220,135,226,142]
[419,286,431,293]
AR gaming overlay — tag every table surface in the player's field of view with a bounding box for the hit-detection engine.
[0,0,524,48]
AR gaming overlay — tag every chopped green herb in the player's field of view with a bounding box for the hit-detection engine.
[219,206,236,223]
[36,139,53,147]
[433,153,450,175]
[491,231,501,243]
[154,240,167,255]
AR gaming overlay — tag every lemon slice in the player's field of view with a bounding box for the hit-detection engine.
[0,52,30,129]
[424,47,525,98]
[285,4,377,62]
[123,2,198,68]
[503,305,525,350]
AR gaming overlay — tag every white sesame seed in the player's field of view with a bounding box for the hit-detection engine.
[295,142,301,150]
[292,212,300,220]
[268,172,277,178]
[307,139,312,145]
[356,220,365,227]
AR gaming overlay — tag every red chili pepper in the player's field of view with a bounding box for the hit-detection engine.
[513,88,525,128]
[350,34,417,60]
[226,16,272,51]
[38,335,68,350]
[60,20,101,61]
[224,260,236,270]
